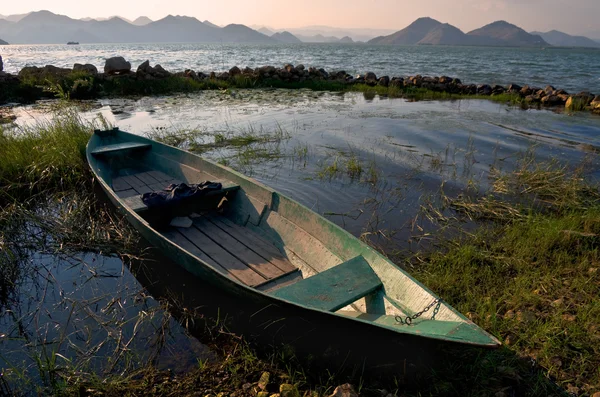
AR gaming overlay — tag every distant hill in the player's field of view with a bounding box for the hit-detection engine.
[258,27,274,36]
[295,33,342,43]
[339,36,354,43]
[132,16,152,26]
[531,30,600,47]
[369,17,441,45]
[418,23,468,45]
[271,31,302,43]
[0,13,30,22]
[0,10,275,44]
[467,21,547,46]
[369,18,548,47]
[203,20,220,28]
[285,26,395,42]
[0,38,7,45]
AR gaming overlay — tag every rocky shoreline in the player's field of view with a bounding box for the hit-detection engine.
[1,55,599,114]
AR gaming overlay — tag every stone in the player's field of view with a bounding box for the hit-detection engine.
[541,95,564,106]
[229,66,241,76]
[73,63,98,75]
[0,55,3,72]
[389,77,404,87]
[377,76,390,87]
[504,310,515,319]
[284,63,294,73]
[257,393,270,397]
[153,64,170,77]
[242,66,254,75]
[551,298,564,307]
[544,85,556,94]
[591,95,600,108]
[476,84,492,95]
[258,372,270,391]
[104,56,131,75]
[295,64,305,71]
[364,71,377,85]
[279,384,300,397]
[137,60,152,73]
[217,71,230,80]
[329,384,358,397]
[591,392,600,397]
[507,83,521,93]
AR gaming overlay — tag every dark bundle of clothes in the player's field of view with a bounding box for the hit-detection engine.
[142,181,223,209]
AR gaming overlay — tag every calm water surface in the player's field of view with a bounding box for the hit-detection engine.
[1,43,599,93]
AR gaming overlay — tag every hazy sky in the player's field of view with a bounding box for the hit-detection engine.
[2,0,599,35]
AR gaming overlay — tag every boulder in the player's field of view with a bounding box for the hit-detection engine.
[284,63,294,73]
[541,95,563,106]
[452,78,462,85]
[137,60,152,74]
[364,71,377,85]
[591,95,600,107]
[229,66,241,76]
[0,55,3,72]
[507,84,522,93]
[491,85,506,95]
[389,77,404,87]
[295,64,305,71]
[439,76,453,84]
[519,85,533,96]
[476,84,492,95]
[184,69,198,80]
[242,66,254,75]
[18,65,71,78]
[217,71,230,80]
[544,85,556,95]
[104,56,131,75]
[153,64,170,78]
[73,63,98,75]
[377,76,390,87]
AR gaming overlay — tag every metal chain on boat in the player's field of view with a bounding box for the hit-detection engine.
[395,298,443,325]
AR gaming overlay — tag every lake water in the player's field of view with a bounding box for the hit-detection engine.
[13,90,600,242]
[5,88,600,391]
[1,43,600,93]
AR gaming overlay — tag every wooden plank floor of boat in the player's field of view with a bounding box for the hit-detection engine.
[163,214,301,289]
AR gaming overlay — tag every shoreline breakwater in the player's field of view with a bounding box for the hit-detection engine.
[1,55,599,115]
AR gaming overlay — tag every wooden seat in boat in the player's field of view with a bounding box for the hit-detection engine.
[270,255,382,312]
[91,142,151,157]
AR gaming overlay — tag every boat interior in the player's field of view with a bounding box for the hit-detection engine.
[88,129,499,347]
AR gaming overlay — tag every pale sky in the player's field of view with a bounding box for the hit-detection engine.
[2,0,599,35]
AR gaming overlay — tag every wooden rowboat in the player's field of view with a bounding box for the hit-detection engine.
[86,128,500,349]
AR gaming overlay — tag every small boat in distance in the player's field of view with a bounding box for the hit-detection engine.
[67,41,79,45]
[86,128,500,357]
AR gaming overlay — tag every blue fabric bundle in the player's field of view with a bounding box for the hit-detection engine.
[141,181,223,208]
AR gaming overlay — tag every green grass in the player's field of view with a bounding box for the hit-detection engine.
[0,108,94,202]
[393,152,600,396]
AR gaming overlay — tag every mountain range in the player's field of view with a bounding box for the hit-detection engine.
[531,30,600,48]
[0,11,274,44]
[0,11,599,47]
[369,18,548,46]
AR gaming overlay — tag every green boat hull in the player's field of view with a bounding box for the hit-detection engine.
[86,127,500,356]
